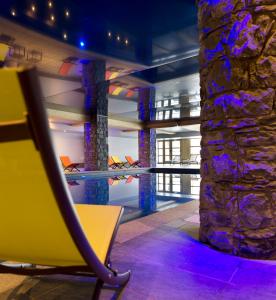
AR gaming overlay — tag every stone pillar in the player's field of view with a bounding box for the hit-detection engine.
[138,87,156,167]
[198,0,276,258]
[83,60,109,171]
[84,178,109,205]
[139,174,157,214]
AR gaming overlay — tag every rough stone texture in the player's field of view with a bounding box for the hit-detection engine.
[198,0,276,258]
[139,173,157,213]
[138,87,156,167]
[84,178,109,205]
[82,60,109,171]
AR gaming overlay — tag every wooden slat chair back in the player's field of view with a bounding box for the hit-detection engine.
[0,68,130,298]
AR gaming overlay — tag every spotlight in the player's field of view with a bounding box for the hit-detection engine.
[79,40,85,48]
[65,9,70,17]
[11,9,16,16]
[125,39,129,45]
[116,35,120,41]
[31,5,36,12]
[50,14,55,22]
[108,31,112,38]
[48,1,53,8]
[63,32,68,40]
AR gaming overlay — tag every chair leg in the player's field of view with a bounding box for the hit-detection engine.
[111,276,130,300]
[91,279,103,300]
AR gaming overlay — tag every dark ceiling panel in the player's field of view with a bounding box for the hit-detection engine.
[0,0,198,66]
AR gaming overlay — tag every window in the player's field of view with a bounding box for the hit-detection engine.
[190,138,201,161]
[157,139,181,164]
[157,174,181,193]
[172,174,181,192]
[156,101,162,108]
[172,109,180,119]
[191,174,200,195]
[157,174,201,195]
[155,97,181,120]
[190,106,200,117]
[171,98,179,106]
[164,110,170,119]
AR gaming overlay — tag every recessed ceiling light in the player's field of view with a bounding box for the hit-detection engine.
[80,40,85,48]
[125,39,129,45]
[65,9,70,17]
[48,1,53,8]
[31,5,36,12]
[116,35,120,41]
[50,14,55,21]
[63,32,68,40]
[108,31,112,38]
[11,9,16,16]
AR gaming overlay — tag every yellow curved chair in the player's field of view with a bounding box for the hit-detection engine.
[111,156,128,168]
[0,68,130,299]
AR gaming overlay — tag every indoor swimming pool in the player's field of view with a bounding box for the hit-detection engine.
[67,173,200,223]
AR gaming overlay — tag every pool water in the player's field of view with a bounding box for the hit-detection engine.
[67,173,200,223]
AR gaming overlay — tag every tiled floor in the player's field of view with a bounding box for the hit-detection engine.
[1,200,276,299]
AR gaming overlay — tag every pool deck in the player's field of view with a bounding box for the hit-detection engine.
[65,167,151,179]
[65,166,200,179]
[1,200,275,300]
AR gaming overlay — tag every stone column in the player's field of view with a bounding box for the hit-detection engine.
[138,87,156,167]
[198,0,276,258]
[84,178,109,205]
[139,173,157,214]
[83,60,109,171]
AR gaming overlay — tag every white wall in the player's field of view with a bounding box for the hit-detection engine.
[51,131,84,163]
[51,127,138,165]
[108,128,138,161]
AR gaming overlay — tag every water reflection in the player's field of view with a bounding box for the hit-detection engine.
[67,173,200,222]
[155,94,200,120]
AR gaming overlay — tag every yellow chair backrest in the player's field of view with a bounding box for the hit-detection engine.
[0,68,84,266]
[112,156,121,163]
[0,44,9,62]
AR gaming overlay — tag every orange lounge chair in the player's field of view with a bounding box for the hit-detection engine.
[125,156,141,168]
[108,178,120,186]
[125,176,134,184]
[60,156,81,172]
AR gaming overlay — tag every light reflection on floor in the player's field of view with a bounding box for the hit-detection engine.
[0,200,275,299]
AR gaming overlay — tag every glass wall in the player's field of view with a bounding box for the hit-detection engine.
[156,137,201,166]
[157,139,181,164]
[157,173,200,196]
[155,93,200,120]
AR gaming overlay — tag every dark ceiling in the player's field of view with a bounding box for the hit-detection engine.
[0,0,199,82]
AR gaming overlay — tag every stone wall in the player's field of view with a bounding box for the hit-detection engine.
[198,0,276,258]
